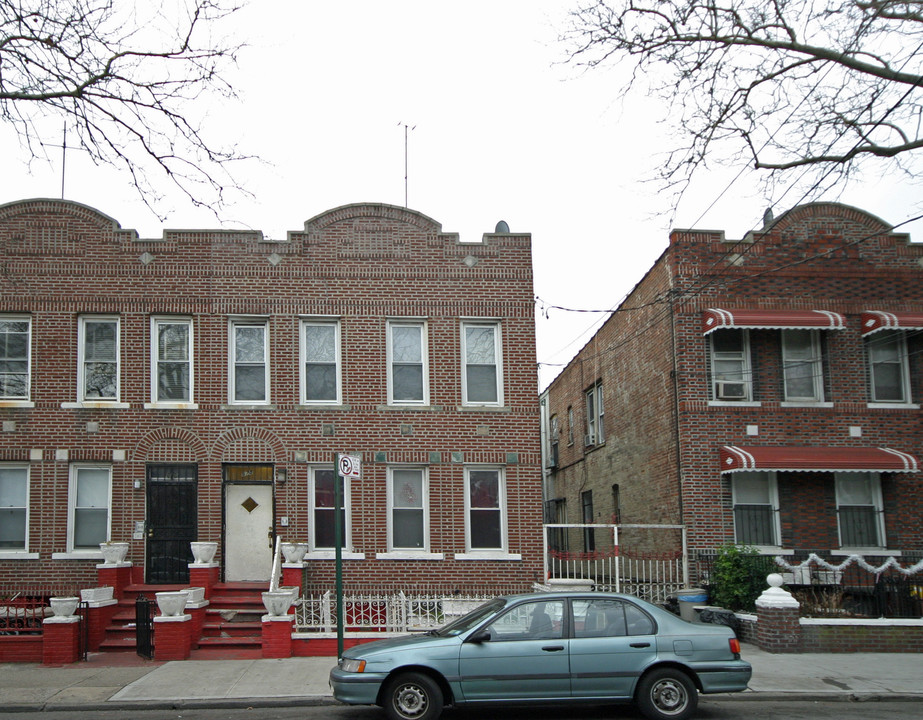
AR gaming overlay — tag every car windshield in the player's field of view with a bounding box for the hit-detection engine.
[434,599,506,637]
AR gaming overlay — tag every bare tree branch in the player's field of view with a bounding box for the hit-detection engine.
[0,0,250,217]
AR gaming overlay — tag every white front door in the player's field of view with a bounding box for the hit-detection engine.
[224,480,273,582]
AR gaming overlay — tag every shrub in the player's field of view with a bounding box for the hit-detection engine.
[710,545,774,611]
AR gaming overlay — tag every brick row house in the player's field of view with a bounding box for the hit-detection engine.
[0,198,544,598]
[542,203,923,583]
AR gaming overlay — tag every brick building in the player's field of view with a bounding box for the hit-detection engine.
[542,202,923,577]
[0,198,544,597]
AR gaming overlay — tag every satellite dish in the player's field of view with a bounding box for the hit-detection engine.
[495,220,510,233]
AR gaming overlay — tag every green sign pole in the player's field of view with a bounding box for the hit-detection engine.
[335,454,344,658]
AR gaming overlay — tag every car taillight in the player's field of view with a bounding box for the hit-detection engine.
[729,638,741,655]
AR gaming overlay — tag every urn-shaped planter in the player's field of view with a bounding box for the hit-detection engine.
[183,586,205,604]
[155,591,189,617]
[281,542,308,564]
[99,541,130,565]
[80,586,114,603]
[49,596,80,617]
[262,590,294,617]
[190,541,218,564]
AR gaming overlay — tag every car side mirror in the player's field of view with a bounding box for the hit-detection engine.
[467,631,491,644]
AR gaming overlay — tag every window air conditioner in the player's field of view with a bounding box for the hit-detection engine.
[715,381,747,400]
[584,433,596,446]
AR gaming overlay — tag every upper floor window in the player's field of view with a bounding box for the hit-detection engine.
[68,465,111,551]
[0,466,29,550]
[0,316,30,400]
[465,467,507,552]
[731,472,780,547]
[581,489,595,552]
[710,329,752,401]
[867,330,911,403]
[301,320,341,404]
[152,317,193,403]
[79,316,119,402]
[388,320,428,405]
[388,467,428,552]
[585,382,604,446]
[461,321,502,405]
[782,329,824,402]
[567,406,574,445]
[836,472,885,549]
[230,319,269,404]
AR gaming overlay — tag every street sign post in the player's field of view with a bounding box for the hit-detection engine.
[335,454,360,657]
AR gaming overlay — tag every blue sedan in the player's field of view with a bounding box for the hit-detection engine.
[329,591,752,720]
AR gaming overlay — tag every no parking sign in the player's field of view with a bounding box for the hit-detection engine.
[337,453,361,479]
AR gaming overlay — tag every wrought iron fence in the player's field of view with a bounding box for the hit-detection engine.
[0,594,49,634]
[135,594,155,659]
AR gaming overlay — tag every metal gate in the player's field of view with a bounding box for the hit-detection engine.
[146,464,198,583]
[135,595,154,659]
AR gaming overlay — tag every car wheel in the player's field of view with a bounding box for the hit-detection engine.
[383,672,444,720]
[635,668,698,720]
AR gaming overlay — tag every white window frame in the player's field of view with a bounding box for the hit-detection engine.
[300,319,342,405]
[835,472,886,550]
[305,466,363,559]
[149,317,195,407]
[229,318,270,405]
[377,466,443,559]
[77,315,120,403]
[710,329,753,402]
[458,466,517,559]
[461,320,503,406]
[731,472,781,550]
[66,464,112,553]
[0,465,30,555]
[867,330,912,404]
[387,319,429,406]
[0,315,31,403]
[781,329,824,403]
[585,382,604,446]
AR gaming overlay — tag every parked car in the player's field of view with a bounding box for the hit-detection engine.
[329,591,752,720]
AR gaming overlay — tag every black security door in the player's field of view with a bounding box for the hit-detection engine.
[146,464,198,583]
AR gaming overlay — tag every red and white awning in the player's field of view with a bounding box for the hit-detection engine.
[720,446,919,473]
[860,311,923,336]
[703,308,846,335]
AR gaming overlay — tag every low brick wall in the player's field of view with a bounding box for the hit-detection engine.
[800,619,923,652]
[0,636,42,662]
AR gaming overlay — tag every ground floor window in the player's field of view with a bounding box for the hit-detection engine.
[836,472,885,549]
[69,465,111,550]
[0,465,28,550]
[310,466,349,551]
[465,467,506,552]
[731,472,779,547]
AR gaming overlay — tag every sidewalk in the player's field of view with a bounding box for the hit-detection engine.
[1,643,921,712]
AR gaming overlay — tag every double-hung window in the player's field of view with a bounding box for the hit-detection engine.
[0,466,29,551]
[710,329,752,401]
[78,316,119,402]
[464,468,507,553]
[731,472,780,547]
[308,467,350,552]
[301,320,341,404]
[585,382,604,446]
[230,319,269,404]
[388,467,428,552]
[836,472,885,549]
[152,317,194,404]
[461,321,502,405]
[68,465,111,551]
[867,330,911,404]
[782,329,824,402]
[387,320,428,405]
[0,316,30,401]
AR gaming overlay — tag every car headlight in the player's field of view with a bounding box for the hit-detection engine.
[339,658,366,673]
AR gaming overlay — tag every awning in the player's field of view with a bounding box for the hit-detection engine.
[860,311,923,336]
[720,446,919,473]
[702,308,846,335]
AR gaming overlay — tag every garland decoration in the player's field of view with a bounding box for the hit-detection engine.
[774,553,923,579]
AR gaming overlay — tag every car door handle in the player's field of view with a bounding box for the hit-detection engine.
[630,642,651,648]
[542,645,565,652]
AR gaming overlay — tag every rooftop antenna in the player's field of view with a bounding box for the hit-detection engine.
[40,121,72,199]
[398,122,416,207]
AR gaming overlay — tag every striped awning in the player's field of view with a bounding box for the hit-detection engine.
[720,446,919,473]
[703,308,846,335]
[860,311,923,336]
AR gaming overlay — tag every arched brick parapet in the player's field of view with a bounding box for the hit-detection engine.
[302,202,442,235]
[767,202,892,236]
[213,427,287,463]
[132,427,208,462]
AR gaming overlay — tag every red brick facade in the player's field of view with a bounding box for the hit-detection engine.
[544,203,923,568]
[0,199,543,596]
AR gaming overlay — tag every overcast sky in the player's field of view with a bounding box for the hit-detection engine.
[2,1,921,391]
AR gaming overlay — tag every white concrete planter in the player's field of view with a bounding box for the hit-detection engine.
[183,586,205,604]
[49,596,79,617]
[80,586,114,603]
[281,542,308,564]
[535,578,595,593]
[155,591,189,617]
[99,542,130,565]
[262,590,294,617]
[190,541,218,564]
